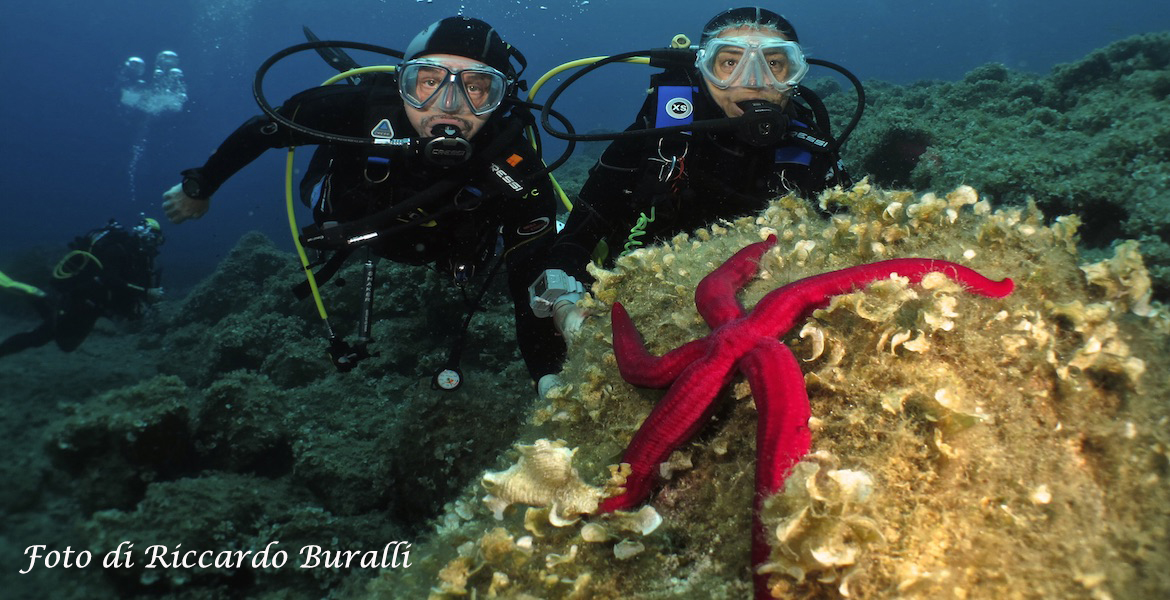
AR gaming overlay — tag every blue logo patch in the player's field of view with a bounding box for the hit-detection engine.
[371,119,395,139]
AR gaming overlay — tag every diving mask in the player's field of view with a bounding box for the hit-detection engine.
[696,36,808,93]
[132,216,164,246]
[398,57,509,116]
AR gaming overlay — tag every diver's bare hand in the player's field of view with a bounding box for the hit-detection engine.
[162,183,210,224]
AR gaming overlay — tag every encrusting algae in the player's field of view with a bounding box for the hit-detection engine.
[365,181,1170,599]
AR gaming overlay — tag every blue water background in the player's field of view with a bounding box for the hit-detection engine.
[2,0,1167,292]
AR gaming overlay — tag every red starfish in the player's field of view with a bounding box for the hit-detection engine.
[600,234,1013,597]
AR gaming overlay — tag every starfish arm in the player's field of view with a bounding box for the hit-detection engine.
[742,339,812,497]
[695,235,778,328]
[750,258,1015,336]
[611,302,712,388]
[598,352,739,512]
[739,339,812,597]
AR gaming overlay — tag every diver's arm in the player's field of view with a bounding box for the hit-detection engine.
[499,148,559,262]
[545,195,615,280]
[497,160,566,381]
[188,86,366,197]
[165,86,365,222]
[545,136,647,280]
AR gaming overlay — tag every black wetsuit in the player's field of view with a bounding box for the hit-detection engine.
[547,71,852,280]
[0,224,159,357]
[179,78,564,381]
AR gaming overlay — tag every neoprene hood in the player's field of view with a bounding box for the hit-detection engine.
[699,7,800,45]
[405,17,516,79]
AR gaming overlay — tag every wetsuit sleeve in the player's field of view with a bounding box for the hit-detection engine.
[180,86,369,199]
[794,144,853,201]
[499,144,565,381]
[545,118,653,281]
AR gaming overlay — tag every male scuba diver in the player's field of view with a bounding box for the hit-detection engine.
[531,7,854,343]
[0,217,164,358]
[161,16,563,387]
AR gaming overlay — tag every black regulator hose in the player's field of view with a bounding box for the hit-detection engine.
[254,40,576,187]
[252,40,405,146]
[806,58,866,150]
[540,49,751,142]
[539,50,867,149]
[508,98,576,182]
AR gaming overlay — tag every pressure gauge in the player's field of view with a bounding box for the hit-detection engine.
[432,367,463,391]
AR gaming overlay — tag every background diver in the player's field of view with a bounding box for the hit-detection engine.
[0,217,164,358]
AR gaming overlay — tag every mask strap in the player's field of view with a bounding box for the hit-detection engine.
[506,43,526,93]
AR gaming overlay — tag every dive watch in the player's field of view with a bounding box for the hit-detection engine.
[181,172,209,200]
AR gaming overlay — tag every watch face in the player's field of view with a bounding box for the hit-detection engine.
[182,178,201,198]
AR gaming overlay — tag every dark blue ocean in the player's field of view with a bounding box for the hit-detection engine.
[2,0,1167,291]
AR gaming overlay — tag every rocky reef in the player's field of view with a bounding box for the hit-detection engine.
[363,182,1170,599]
[821,32,1170,300]
[3,33,1168,600]
[1,231,536,599]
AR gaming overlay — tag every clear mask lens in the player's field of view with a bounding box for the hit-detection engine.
[697,37,808,93]
[399,59,508,116]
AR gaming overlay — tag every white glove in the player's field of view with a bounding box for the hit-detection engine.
[162,183,210,224]
[552,298,587,339]
[529,269,587,339]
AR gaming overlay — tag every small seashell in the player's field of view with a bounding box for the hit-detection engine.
[799,323,826,361]
[581,523,609,543]
[606,505,664,536]
[545,544,578,568]
[481,439,604,526]
[888,330,913,353]
[613,540,645,560]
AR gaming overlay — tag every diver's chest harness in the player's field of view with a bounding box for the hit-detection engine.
[301,92,532,256]
[294,86,536,382]
[612,76,836,253]
[643,76,834,193]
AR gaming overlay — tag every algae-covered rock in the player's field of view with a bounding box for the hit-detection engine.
[193,371,292,476]
[367,182,1170,600]
[5,227,543,599]
[82,472,404,597]
[48,375,198,511]
[826,33,1170,299]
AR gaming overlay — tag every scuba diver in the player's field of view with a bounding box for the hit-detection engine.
[160,16,564,388]
[0,217,164,358]
[529,7,857,344]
